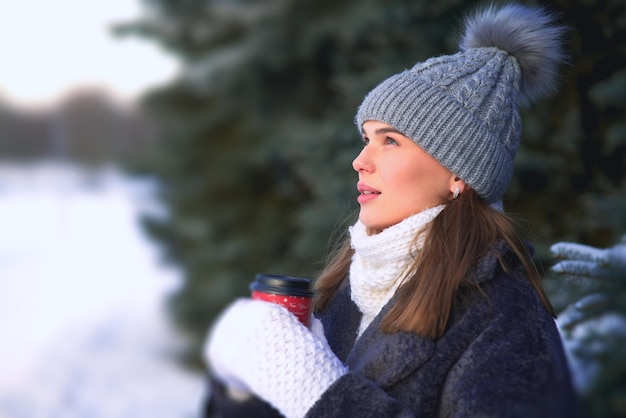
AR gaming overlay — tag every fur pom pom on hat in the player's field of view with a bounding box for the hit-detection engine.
[355,3,567,203]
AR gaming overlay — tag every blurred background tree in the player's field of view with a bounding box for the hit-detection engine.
[116,0,625,415]
[0,89,156,167]
[115,0,467,359]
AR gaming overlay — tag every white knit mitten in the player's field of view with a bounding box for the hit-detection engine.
[204,299,348,418]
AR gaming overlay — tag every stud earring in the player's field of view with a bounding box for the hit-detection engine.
[452,186,461,200]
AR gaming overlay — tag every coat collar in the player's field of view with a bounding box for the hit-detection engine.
[344,299,436,388]
[317,242,519,388]
[318,279,435,388]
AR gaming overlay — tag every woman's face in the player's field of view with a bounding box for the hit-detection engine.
[353,121,458,232]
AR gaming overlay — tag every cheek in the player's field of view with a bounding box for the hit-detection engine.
[387,161,429,189]
[389,161,449,201]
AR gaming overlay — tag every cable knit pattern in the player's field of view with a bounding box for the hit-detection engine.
[350,205,445,337]
[205,299,348,418]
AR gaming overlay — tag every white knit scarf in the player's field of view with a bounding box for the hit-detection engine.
[349,205,445,338]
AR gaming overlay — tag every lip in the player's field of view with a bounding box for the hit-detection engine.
[357,182,381,204]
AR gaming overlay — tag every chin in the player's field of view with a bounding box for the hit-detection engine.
[359,217,391,234]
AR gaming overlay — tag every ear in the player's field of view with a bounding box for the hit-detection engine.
[449,176,466,199]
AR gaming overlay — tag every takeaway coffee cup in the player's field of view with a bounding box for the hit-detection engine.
[250,273,315,328]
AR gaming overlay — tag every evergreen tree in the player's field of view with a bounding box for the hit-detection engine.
[551,236,626,418]
[116,0,467,365]
[117,0,626,389]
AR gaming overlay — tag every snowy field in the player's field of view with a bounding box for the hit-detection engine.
[0,162,205,417]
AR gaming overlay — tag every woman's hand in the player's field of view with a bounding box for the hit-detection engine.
[204,299,347,418]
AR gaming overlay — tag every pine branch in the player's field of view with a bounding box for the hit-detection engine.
[551,235,626,285]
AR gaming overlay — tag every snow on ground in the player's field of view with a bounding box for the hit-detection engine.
[0,162,205,417]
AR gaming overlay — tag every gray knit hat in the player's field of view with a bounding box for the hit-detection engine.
[355,4,567,203]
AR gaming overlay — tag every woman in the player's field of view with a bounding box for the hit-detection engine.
[204,4,580,417]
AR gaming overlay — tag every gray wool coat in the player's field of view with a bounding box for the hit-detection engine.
[205,243,581,417]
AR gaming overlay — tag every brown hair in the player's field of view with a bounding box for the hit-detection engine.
[314,189,555,339]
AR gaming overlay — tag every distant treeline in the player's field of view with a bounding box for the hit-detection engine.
[0,89,157,165]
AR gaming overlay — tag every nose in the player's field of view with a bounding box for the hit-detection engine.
[352,146,372,173]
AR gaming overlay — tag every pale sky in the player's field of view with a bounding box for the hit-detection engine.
[0,1,178,108]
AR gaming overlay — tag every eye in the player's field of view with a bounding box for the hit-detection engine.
[361,135,370,146]
[385,136,399,145]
